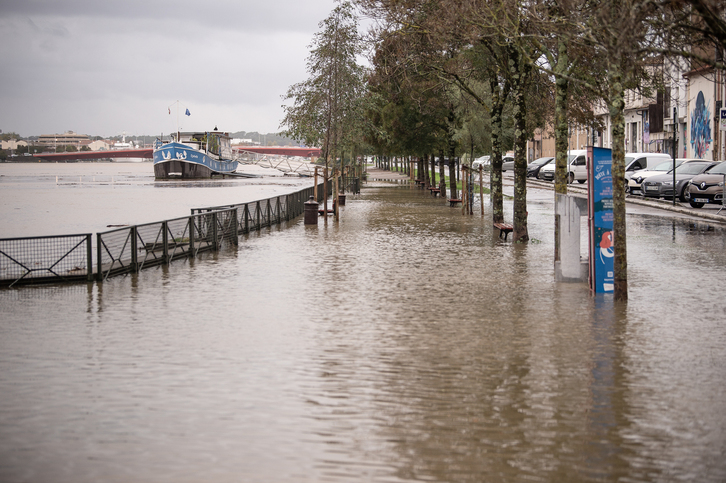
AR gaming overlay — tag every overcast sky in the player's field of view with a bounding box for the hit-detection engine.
[0,0,341,138]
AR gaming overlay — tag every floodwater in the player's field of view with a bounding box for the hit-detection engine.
[2,166,726,482]
[0,162,312,238]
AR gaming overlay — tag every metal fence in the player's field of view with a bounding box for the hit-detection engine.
[2,182,329,287]
[190,184,324,229]
[0,234,93,287]
[96,208,239,281]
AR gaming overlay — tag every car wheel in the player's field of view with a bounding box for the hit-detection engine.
[679,185,689,202]
[577,179,585,184]
[567,172,574,184]
[689,200,704,208]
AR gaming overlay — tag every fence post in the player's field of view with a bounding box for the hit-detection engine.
[162,221,169,264]
[86,234,93,282]
[131,226,138,272]
[233,208,239,244]
[212,212,218,251]
[96,233,102,281]
[189,216,195,257]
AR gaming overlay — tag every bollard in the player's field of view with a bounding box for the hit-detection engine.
[304,196,319,225]
[338,193,346,206]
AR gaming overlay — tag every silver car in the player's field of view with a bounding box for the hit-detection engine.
[641,161,718,201]
[685,161,726,208]
[501,155,515,171]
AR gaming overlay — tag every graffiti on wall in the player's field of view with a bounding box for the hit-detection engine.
[644,121,650,145]
[690,91,712,158]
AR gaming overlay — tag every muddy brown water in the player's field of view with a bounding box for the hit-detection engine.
[2,168,726,482]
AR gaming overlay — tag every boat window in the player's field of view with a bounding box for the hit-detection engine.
[207,133,220,155]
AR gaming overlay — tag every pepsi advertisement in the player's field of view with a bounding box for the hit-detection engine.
[588,147,614,293]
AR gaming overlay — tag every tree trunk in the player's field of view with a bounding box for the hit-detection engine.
[511,48,530,243]
[323,165,329,224]
[420,155,427,186]
[448,149,458,200]
[609,65,628,301]
[490,78,506,223]
[437,154,445,196]
[430,153,437,188]
[461,165,469,215]
[512,107,529,241]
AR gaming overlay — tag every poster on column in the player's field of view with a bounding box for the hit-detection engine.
[588,147,614,293]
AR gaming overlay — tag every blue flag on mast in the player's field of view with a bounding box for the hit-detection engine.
[185,108,191,116]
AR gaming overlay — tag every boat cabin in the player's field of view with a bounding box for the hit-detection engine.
[174,131,233,160]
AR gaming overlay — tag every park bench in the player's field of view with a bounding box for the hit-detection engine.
[448,198,462,207]
[493,222,514,241]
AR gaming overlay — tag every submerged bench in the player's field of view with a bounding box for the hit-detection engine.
[448,199,462,207]
[429,187,441,197]
[493,222,514,240]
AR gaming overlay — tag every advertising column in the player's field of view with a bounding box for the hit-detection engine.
[588,147,614,293]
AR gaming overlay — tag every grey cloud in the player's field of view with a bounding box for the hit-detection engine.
[0,0,338,137]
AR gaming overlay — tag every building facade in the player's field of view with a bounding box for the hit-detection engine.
[528,57,724,162]
[37,131,91,151]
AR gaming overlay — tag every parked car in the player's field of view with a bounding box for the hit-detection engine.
[472,155,490,171]
[537,150,587,183]
[627,158,692,195]
[624,152,672,173]
[685,161,726,208]
[641,161,718,201]
[622,152,673,192]
[501,155,515,171]
[472,154,515,172]
[526,156,554,178]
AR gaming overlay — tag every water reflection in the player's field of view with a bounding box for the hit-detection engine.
[1,183,725,482]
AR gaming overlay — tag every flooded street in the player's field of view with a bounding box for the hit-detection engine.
[2,168,726,482]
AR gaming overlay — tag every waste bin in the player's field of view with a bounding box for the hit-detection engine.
[304,196,319,225]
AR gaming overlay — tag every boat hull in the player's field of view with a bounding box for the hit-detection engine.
[153,142,238,179]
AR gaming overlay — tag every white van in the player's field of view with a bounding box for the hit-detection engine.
[622,152,672,192]
[537,150,588,183]
[624,152,672,174]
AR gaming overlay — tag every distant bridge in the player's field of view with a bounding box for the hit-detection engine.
[234,146,321,158]
[31,146,321,162]
[32,149,152,162]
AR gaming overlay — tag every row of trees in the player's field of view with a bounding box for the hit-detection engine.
[281,0,726,300]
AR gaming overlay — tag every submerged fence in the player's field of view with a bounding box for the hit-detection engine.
[2,182,330,287]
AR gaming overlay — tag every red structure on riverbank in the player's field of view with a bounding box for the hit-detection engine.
[31,146,321,162]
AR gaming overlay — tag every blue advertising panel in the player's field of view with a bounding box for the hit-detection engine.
[588,147,614,293]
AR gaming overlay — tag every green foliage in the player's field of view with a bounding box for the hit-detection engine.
[0,132,20,141]
[280,1,367,163]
